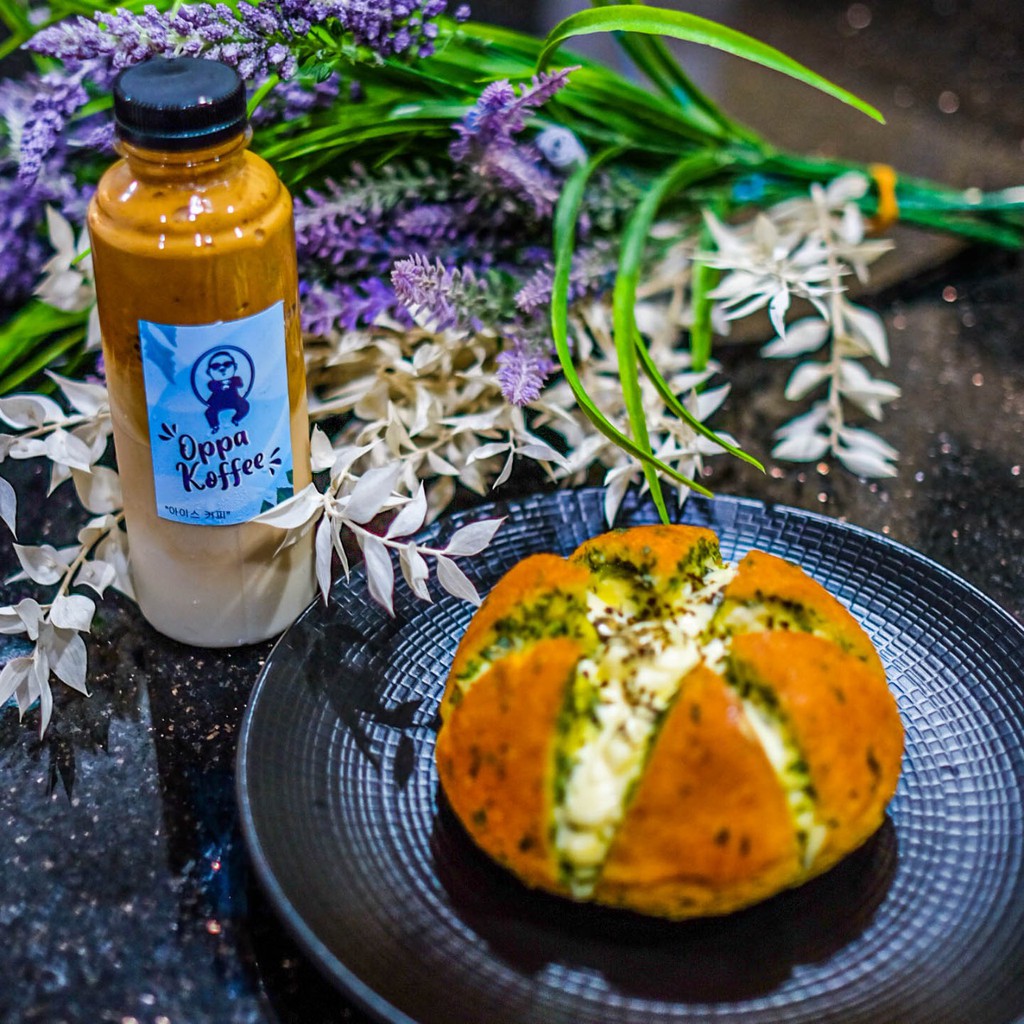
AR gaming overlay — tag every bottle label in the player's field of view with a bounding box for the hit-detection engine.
[139,301,295,526]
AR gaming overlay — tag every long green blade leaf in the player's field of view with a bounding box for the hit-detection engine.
[0,302,88,383]
[538,5,884,124]
[611,152,727,519]
[588,0,752,142]
[1,329,88,395]
[633,329,763,471]
[551,152,711,500]
[689,209,719,373]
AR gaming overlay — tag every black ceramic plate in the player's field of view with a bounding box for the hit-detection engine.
[237,489,1024,1024]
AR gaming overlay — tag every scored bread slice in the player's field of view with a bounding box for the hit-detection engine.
[713,549,885,676]
[727,630,903,879]
[442,553,594,720]
[570,523,723,614]
[595,663,802,918]
[436,637,583,894]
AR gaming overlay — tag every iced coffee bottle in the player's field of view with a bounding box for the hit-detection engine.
[87,57,315,646]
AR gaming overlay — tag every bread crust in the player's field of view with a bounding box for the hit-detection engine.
[596,665,802,917]
[728,630,903,877]
[436,637,581,892]
[436,526,903,919]
[719,550,885,676]
[442,553,592,722]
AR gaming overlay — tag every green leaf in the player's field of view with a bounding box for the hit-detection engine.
[633,329,763,472]
[760,150,1024,247]
[247,74,280,119]
[547,67,715,148]
[0,0,32,47]
[258,111,459,164]
[689,212,719,373]
[0,301,91,393]
[611,151,729,518]
[538,5,884,124]
[587,0,752,143]
[0,329,89,396]
[0,302,89,387]
[551,151,712,507]
[0,0,30,32]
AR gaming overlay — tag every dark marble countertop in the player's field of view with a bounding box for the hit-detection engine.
[2,2,1023,1023]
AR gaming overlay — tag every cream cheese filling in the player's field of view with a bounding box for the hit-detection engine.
[553,561,830,891]
[554,567,737,894]
[739,697,826,868]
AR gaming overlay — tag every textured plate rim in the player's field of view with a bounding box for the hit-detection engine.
[237,667,419,1024]
[236,489,1024,1024]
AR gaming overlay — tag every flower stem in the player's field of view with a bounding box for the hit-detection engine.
[46,511,125,606]
[813,187,847,451]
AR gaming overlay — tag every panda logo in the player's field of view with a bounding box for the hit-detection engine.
[190,345,255,434]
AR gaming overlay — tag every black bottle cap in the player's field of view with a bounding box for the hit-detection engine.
[113,57,247,150]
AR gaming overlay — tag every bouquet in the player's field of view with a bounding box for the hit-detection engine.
[0,0,1021,732]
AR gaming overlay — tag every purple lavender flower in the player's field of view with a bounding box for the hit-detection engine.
[26,0,470,177]
[295,162,496,275]
[31,0,467,74]
[496,334,555,406]
[86,351,107,385]
[299,280,346,337]
[337,278,408,330]
[0,186,49,304]
[293,154,530,335]
[0,160,91,304]
[299,274,409,333]
[391,252,558,404]
[473,145,560,218]
[28,14,111,68]
[391,254,471,332]
[515,243,616,315]
[450,70,573,218]
[514,267,554,318]
[0,74,92,302]
[250,72,341,126]
[394,203,460,243]
[67,116,117,156]
[294,179,388,273]
[301,277,404,335]
[450,70,573,162]
[17,72,89,184]
[335,0,454,58]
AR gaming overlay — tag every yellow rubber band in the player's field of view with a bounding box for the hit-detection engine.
[867,162,899,234]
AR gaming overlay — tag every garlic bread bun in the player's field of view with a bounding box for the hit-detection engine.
[435,525,903,919]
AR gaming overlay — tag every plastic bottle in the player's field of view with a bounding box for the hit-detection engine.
[87,57,314,647]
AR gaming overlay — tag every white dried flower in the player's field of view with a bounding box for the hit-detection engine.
[34,207,102,349]
[702,179,899,477]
